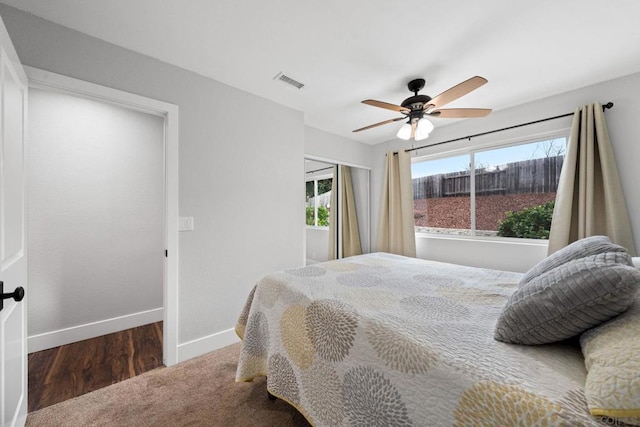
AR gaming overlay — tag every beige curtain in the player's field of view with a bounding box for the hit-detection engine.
[341,166,362,258]
[377,150,416,257]
[329,165,362,259]
[548,102,636,256]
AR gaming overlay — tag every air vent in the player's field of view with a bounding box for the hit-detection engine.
[273,72,305,89]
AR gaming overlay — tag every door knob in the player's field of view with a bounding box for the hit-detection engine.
[0,281,25,311]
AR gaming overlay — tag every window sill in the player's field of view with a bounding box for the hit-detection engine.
[414,229,549,247]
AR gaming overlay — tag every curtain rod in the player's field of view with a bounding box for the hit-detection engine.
[306,166,334,174]
[405,102,614,154]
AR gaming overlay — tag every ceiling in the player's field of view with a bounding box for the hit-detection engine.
[4,0,640,145]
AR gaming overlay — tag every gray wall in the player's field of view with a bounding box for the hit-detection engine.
[371,72,640,272]
[305,126,372,168]
[0,5,305,348]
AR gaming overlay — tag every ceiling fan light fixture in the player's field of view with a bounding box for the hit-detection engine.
[396,122,412,140]
[415,118,434,141]
[354,76,490,138]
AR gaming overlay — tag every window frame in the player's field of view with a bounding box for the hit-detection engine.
[411,130,570,242]
[306,173,333,229]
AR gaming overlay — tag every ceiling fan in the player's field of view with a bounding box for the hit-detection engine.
[353,76,491,141]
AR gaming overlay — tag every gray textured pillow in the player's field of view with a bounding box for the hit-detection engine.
[519,235,626,286]
[495,251,640,345]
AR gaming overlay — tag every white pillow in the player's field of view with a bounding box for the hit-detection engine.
[634,257,640,268]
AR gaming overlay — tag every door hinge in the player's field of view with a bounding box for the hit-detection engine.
[165,249,168,257]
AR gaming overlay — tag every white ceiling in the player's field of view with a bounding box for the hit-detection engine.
[4,0,640,145]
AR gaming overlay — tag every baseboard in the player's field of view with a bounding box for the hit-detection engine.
[28,307,163,353]
[177,328,240,363]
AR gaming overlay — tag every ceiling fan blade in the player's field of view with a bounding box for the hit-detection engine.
[429,108,492,118]
[410,121,416,139]
[425,76,488,110]
[362,99,410,113]
[353,117,405,132]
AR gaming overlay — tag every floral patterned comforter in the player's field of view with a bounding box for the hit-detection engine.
[235,253,607,426]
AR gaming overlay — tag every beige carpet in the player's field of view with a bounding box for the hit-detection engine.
[27,342,310,427]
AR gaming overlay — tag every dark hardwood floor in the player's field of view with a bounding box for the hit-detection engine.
[28,321,163,412]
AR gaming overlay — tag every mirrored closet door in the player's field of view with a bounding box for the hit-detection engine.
[304,157,370,265]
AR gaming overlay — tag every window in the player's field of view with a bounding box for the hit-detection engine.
[306,176,332,227]
[412,137,566,239]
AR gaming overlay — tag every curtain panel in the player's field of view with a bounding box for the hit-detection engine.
[548,102,636,256]
[329,165,362,259]
[341,166,362,258]
[377,150,416,257]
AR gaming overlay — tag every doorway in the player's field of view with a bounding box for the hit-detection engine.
[23,68,179,410]
[27,85,164,341]
[24,67,179,366]
[25,84,164,408]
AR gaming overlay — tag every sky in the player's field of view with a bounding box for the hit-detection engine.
[411,138,566,178]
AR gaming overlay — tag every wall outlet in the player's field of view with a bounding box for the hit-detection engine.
[178,216,194,231]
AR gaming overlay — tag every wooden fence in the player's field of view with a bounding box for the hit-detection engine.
[413,155,564,199]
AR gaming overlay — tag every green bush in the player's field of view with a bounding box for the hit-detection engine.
[306,206,315,226]
[306,205,330,227]
[317,206,329,226]
[497,201,554,239]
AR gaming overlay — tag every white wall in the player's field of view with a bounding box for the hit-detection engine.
[416,236,548,272]
[27,88,164,349]
[306,228,330,263]
[0,4,305,357]
[349,166,371,254]
[305,126,372,168]
[372,72,640,272]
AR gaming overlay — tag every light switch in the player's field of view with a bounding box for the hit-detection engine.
[179,216,194,231]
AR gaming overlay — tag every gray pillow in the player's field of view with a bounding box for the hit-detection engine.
[495,251,640,345]
[519,235,626,286]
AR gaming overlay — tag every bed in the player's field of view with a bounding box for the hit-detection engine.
[235,252,636,426]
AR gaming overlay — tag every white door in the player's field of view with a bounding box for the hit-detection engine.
[0,15,28,427]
